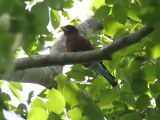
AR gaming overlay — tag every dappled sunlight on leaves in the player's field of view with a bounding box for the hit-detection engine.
[1,0,160,119]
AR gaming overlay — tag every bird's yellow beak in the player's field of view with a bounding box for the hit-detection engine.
[60,26,68,31]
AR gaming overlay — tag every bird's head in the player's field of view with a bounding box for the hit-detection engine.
[60,25,79,36]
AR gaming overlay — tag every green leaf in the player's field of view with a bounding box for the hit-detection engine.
[128,61,144,77]
[94,5,111,20]
[105,0,118,5]
[135,95,150,110]
[8,104,16,111]
[46,0,64,10]
[151,44,160,59]
[150,81,160,98]
[10,82,23,91]
[0,15,15,72]
[68,108,82,120]
[0,92,11,110]
[90,0,105,13]
[121,81,131,93]
[66,70,85,81]
[146,108,160,120]
[112,4,127,24]
[119,43,139,57]
[155,58,160,80]
[0,81,4,88]
[0,110,5,120]
[131,78,148,95]
[102,35,112,44]
[27,91,34,105]
[130,71,148,95]
[63,82,81,107]
[121,92,135,108]
[119,0,131,8]
[62,11,71,20]
[155,95,160,110]
[55,73,66,93]
[121,112,141,120]
[0,92,10,102]
[71,65,94,77]
[99,87,120,105]
[142,64,156,83]
[88,76,106,100]
[50,9,60,30]
[64,0,74,9]
[127,3,141,22]
[82,103,104,120]
[139,6,160,26]
[27,107,48,120]
[66,65,94,81]
[112,101,125,109]
[103,15,123,37]
[46,88,65,114]
[8,84,21,102]
[103,15,116,37]
[137,0,150,7]
[38,89,47,98]
[31,98,46,109]
[0,0,15,13]
[16,103,27,118]
[48,112,61,120]
[70,18,81,26]
[151,81,160,93]
[31,2,49,34]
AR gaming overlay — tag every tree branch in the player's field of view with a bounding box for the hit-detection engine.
[14,26,153,70]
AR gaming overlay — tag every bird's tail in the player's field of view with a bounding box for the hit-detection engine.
[89,62,118,87]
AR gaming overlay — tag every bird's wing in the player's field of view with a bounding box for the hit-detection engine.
[65,35,94,52]
[78,35,94,51]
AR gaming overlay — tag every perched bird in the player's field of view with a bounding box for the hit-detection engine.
[61,25,118,87]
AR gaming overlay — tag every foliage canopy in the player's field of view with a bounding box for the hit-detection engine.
[0,0,160,120]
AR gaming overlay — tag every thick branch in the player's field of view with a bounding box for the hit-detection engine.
[14,26,153,70]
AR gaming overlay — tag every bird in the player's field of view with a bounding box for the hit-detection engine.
[60,25,118,87]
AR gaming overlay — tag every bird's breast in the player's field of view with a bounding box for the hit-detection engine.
[65,39,79,52]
